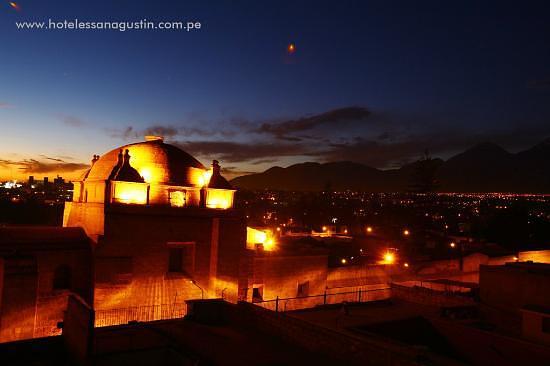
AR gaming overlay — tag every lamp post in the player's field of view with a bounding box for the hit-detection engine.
[190,280,204,299]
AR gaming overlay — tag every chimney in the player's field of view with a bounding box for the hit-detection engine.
[117,149,123,166]
[212,160,220,175]
[91,154,99,166]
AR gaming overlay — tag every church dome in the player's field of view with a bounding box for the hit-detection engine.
[85,138,207,187]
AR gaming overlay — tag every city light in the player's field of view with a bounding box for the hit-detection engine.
[403,229,410,236]
[404,262,409,268]
[246,227,276,251]
[383,252,395,264]
[341,258,347,264]
[450,242,456,248]
[366,226,373,233]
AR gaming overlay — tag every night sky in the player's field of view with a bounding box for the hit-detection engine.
[1,1,549,180]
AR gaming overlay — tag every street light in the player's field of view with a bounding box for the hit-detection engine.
[450,242,456,248]
[190,280,204,299]
[403,229,410,236]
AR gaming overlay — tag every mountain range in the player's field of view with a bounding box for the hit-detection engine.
[230,139,550,193]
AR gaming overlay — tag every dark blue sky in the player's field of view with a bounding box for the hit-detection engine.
[1,0,549,179]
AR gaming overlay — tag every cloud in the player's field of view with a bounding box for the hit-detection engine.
[103,106,550,171]
[316,125,550,168]
[144,125,179,138]
[39,154,65,162]
[221,166,257,179]
[174,140,315,163]
[58,114,85,127]
[108,124,236,140]
[254,107,371,140]
[0,157,89,174]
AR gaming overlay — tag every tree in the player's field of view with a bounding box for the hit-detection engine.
[409,150,440,193]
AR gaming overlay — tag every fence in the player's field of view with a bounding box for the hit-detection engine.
[255,287,391,312]
[95,302,187,327]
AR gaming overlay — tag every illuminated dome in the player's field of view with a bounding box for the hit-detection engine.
[85,138,206,186]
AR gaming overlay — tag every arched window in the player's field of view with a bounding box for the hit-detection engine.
[53,265,72,290]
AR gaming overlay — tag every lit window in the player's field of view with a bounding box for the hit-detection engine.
[205,189,233,209]
[112,181,148,205]
[169,190,186,207]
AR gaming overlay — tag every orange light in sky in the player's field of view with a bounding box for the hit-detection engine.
[9,2,20,11]
[287,43,296,54]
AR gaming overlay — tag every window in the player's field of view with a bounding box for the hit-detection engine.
[167,243,195,276]
[53,265,72,290]
[252,285,264,303]
[543,317,550,334]
[297,281,310,297]
[169,190,186,207]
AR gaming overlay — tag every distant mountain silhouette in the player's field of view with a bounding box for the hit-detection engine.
[230,139,550,193]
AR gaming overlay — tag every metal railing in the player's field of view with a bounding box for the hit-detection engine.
[254,287,391,312]
[95,302,187,327]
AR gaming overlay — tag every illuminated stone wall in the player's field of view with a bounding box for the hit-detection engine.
[0,236,92,343]
[247,254,328,301]
[93,206,246,311]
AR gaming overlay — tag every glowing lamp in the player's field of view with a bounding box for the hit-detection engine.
[403,229,410,236]
[246,227,276,251]
[383,252,395,264]
[366,226,373,233]
[139,168,152,183]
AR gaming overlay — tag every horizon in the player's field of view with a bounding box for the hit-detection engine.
[1,1,550,182]
[2,136,549,183]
